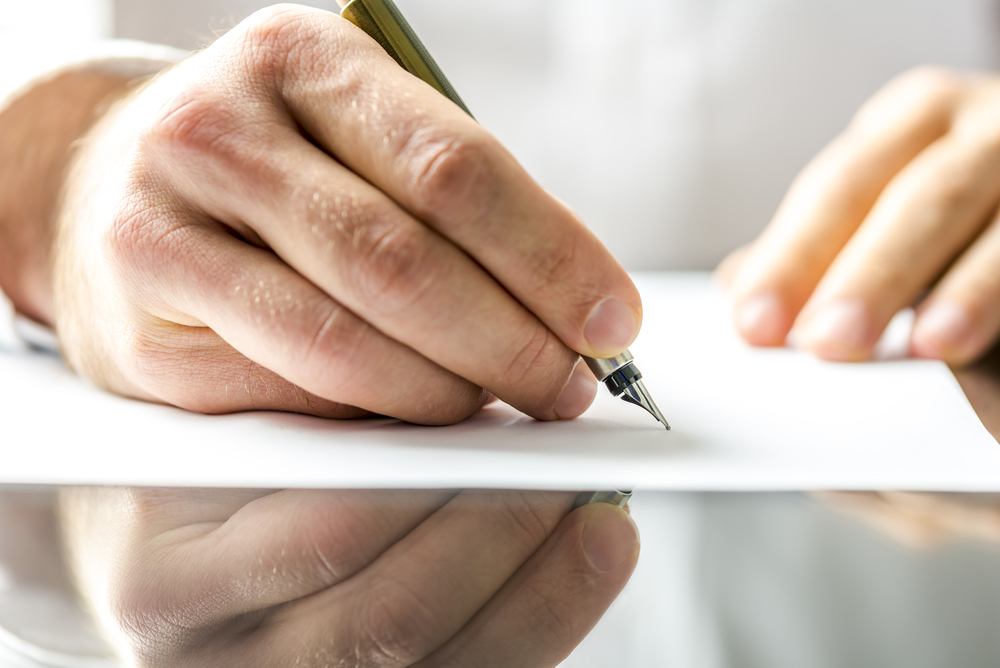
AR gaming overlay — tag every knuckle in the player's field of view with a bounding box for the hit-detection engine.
[241,3,314,37]
[348,218,436,314]
[99,489,267,665]
[121,328,173,377]
[354,580,438,666]
[404,129,498,220]
[231,4,342,89]
[231,4,376,103]
[103,199,156,263]
[493,490,560,549]
[145,85,245,162]
[234,4,318,66]
[887,65,956,94]
[895,66,960,97]
[298,507,377,586]
[884,66,962,110]
[851,66,960,133]
[103,204,192,280]
[114,326,227,414]
[954,97,1000,152]
[119,329,210,410]
[500,325,567,391]
[107,325,197,410]
[299,302,368,388]
[300,302,488,425]
[932,170,976,210]
[106,571,200,665]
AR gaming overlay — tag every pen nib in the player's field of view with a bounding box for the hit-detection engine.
[585,352,670,430]
[620,379,671,430]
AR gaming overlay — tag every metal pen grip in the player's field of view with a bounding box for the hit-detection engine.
[571,490,632,510]
[584,350,635,382]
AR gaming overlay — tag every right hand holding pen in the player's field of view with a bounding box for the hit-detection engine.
[53,4,642,424]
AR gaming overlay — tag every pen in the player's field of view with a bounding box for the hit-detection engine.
[337,0,671,508]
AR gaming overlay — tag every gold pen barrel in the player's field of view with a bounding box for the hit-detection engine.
[340,0,473,116]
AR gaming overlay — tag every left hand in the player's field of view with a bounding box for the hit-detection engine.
[725,67,1000,364]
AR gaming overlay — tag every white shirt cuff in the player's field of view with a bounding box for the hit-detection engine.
[0,40,189,354]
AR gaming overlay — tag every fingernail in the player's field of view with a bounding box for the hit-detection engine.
[584,298,640,357]
[803,300,874,360]
[911,301,973,359]
[582,504,640,572]
[553,360,597,419]
[735,292,789,345]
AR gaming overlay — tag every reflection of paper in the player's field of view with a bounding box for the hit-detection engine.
[4,273,999,491]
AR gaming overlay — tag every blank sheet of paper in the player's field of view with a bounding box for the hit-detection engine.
[4,273,999,491]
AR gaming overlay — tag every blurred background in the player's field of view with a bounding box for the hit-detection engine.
[6,0,1000,271]
[3,1,1000,667]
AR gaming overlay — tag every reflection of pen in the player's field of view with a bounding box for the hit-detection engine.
[338,0,671,506]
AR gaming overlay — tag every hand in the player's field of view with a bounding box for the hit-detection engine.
[48,4,641,423]
[59,487,640,667]
[725,67,1000,364]
[813,491,1000,548]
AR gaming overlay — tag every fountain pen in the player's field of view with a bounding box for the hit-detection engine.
[337,0,670,505]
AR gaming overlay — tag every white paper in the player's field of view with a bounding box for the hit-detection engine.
[3,273,999,491]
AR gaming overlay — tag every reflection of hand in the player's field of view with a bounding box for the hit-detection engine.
[826,354,1000,548]
[60,488,639,667]
[725,68,1000,364]
[814,491,1000,548]
[51,5,640,424]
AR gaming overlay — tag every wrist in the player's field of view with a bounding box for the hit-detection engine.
[0,70,132,325]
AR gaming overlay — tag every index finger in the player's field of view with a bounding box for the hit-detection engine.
[242,6,642,359]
